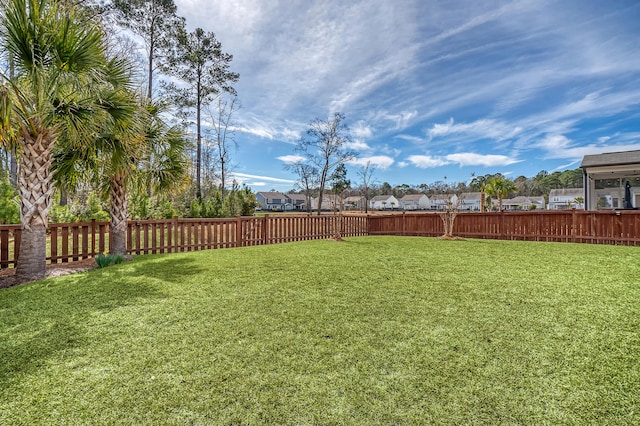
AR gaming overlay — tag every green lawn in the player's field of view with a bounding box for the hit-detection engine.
[1,237,638,424]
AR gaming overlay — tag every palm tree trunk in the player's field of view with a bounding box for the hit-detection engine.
[109,173,129,255]
[15,132,55,281]
[480,190,485,213]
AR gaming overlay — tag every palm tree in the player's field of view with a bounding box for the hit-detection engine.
[0,0,111,280]
[471,173,489,212]
[485,176,517,212]
[137,100,190,199]
[54,87,188,256]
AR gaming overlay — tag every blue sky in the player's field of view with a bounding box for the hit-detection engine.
[173,0,640,192]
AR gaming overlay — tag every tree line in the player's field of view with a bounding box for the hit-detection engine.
[338,168,583,200]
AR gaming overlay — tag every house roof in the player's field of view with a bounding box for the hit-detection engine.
[580,150,640,168]
[371,195,395,202]
[314,194,342,201]
[502,196,545,205]
[549,188,583,198]
[344,196,365,202]
[459,192,482,200]
[430,193,455,201]
[401,194,426,201]
[258,191,286,199]
[286,193,306,201]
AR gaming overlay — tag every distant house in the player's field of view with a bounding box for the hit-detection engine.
[502,196,546,211]
[400,194,430,210]
[343,195,367,211]
[311,194,343,211]
[430,194,458,210]
[285,193,307,211]
[370,195,399,210]
[548,188,584,210]
[256,191,288,211]
[581,150,640,210]
[458,192,482,211]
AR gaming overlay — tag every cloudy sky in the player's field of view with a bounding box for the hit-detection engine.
[172,0,640,192]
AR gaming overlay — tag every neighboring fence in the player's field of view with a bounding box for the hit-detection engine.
[0,214,368,269]
[368,210,640,245]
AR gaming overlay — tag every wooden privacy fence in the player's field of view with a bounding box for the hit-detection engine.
[0,214,368,269]
[369,210,640,245]
[3,210,640,269]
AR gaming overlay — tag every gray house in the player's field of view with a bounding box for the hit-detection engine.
[286,193,307,211]
[256,191,288,211]
[343,196,367,211]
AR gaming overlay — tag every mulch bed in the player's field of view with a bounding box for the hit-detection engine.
[0,258,99,289]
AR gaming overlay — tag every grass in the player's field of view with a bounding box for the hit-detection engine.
[0,236,639,424]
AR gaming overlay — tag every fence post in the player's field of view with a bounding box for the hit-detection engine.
[571,209,577,243]
[89,219,95,257]
[173,216,179,253]
[263,214,269,245]
[236,216,243,247]
[402,211,406,236]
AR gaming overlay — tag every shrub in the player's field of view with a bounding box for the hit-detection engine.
[0,173,20,224]
[95,252,125,268]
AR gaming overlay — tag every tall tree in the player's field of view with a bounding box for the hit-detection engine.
[295,112,356,215]
[287,160,319,214]
[164,27,239,200]
[53,57,143,255]
[113,0,185,100]
[207,95,239,201]
[357,160,376,213]
[0,0,112,281]
[137,100,190,198]
[329,163,350,240]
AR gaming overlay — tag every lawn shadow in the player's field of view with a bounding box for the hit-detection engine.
[0,263,168,384]
[123,255,208,283]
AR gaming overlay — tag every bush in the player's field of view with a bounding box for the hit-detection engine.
[95,252,125,268]
[0,174,20,224]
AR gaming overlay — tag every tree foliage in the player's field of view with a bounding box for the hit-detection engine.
[0,0,115,280]
[163,27,239,200]
[113,0,185,99]
[295,112,356,215]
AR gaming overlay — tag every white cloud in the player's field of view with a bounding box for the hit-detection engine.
[445,152,521,167]
[250,181,267,187]
[537,134,571,151]
[407,155,450,168]
[427,118,522,141]
[536,133,640,160]
[277,155,306,164]
[397,161,408,168]
[546,143,640,160]
[351,121,373,138]
[230,172,296,184]
[349,155,395,170]
[345,139,372,151]
[385,110,418,130]
[395,134,424,143]
[408,152,520,168]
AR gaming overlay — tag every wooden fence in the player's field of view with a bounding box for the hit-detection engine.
[0,214,368,269]
[3,210,640,269]
[368,210,640,245]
